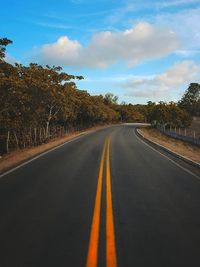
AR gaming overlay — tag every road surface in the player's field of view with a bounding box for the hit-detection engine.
[0,124,200,267]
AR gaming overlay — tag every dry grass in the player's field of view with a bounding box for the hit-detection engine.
[138,127,200,164]
[0,124,113,174]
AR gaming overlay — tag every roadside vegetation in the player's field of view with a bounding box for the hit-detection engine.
[138,127,200,164]
[0,38,199,156]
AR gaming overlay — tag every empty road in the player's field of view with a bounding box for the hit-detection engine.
[0,124,200,267]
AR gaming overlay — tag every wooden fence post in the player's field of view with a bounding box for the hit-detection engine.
[14,131,19,148]
[6,131,10,153]
[34,128,37,145]
[43,127,45,140]
[39,128,42,143]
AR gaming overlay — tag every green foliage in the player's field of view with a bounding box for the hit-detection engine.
[0,38,197,153]
[147,102,192,127]
[178,83,200,116]
[0,38,12,60]
[0,38,119,153]
[117,104,145,122]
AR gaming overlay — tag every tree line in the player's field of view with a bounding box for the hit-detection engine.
[0,38,199,154]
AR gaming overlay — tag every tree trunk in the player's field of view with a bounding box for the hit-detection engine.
[45,105,53,139]
[45,121,50,139]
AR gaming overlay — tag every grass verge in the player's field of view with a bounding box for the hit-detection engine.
[138,127,200,164]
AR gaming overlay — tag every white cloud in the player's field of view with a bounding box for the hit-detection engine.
[123,61,200,99]
[38,22,179,69]
[41,36,81,66]
[5,53,18,65]
[155,8,200,51]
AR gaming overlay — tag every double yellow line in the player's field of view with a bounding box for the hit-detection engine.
[86,137,117,267]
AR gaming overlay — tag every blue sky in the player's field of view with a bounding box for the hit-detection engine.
[1,0,200,104]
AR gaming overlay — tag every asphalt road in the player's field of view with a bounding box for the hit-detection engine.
[0,124,200,267]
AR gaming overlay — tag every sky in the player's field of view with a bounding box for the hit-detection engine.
[1,0,200,104]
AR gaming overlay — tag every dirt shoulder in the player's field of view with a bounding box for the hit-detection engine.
[0,124,115,175]
[138,127,200,164]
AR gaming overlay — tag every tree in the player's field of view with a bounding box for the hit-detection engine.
[0,38,12,61]
[178,83,200,116]
[167,102,192,127]
[103,93,118,106]
[146,101,156,123]
[117,103,145,122]
[146,102,192,127]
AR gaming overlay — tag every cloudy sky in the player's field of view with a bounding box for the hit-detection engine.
[1,0,200,103]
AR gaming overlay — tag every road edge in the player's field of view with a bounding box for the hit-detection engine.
[135,127,200,170]
[0,124,116,178]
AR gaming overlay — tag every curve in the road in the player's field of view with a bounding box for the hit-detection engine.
[0,124,200,267]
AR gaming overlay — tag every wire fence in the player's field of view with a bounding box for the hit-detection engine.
[157,125,200,146]
[0,125,79,155]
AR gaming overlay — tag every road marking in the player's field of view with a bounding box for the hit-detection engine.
[86,140,107,267]
[134,129,200,180]
[0,125,114,179]
[86,137,118,267]
[106,138,117,267]
[0,134,87,179]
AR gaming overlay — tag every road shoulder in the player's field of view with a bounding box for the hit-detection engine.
[136,127,200,177]
[0,124,114,175]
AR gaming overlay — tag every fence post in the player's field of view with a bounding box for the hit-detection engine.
[6,131,10,153]
[14,131,19,148]
[29,127,32,146]
[39,128,42,143]
[43,127,45,140]
[34,128,37,145]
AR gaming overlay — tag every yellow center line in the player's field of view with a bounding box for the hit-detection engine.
[86,139,107,267]
[86,137,117,267]
[106,137,117,267]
